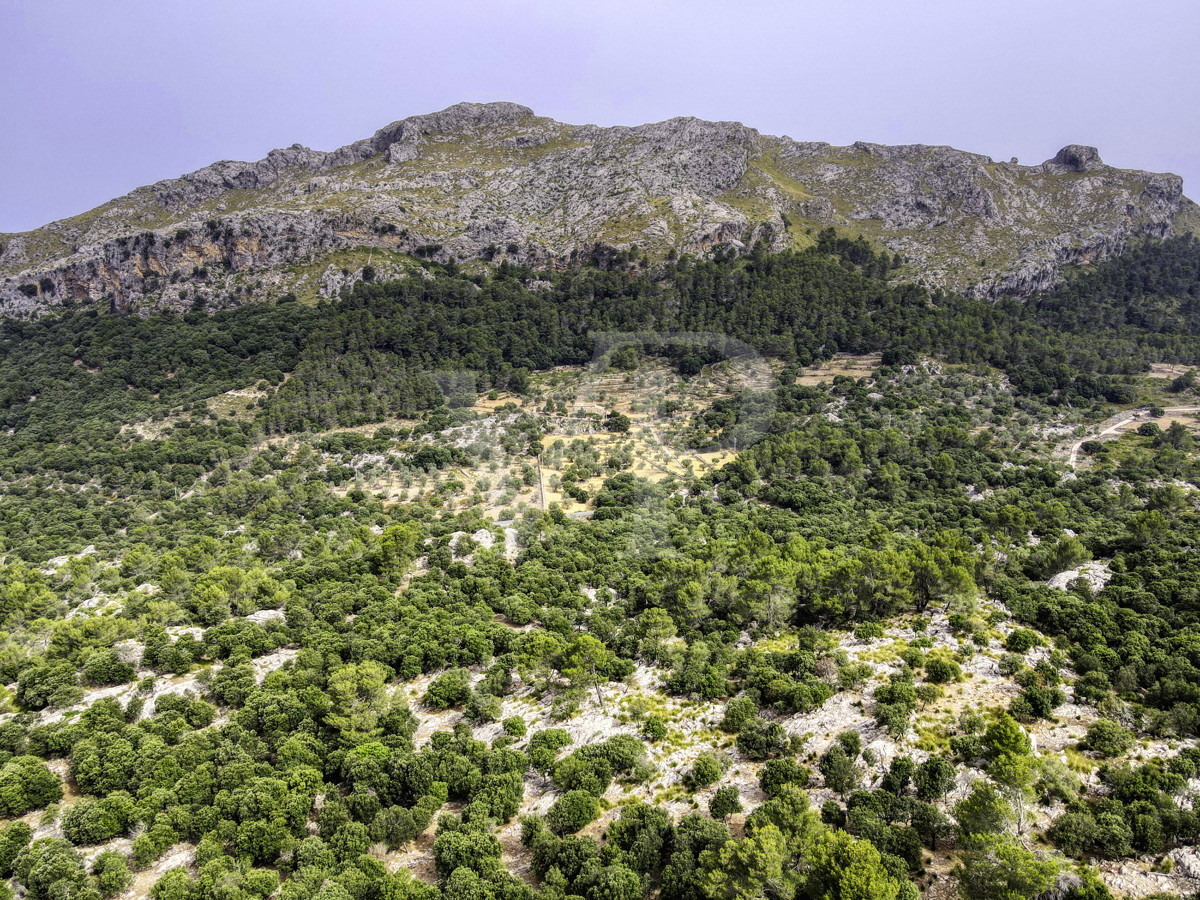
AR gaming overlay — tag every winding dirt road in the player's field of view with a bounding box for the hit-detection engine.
[1067,406,1200,469]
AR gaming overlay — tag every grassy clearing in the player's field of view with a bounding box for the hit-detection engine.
[793,353,881,385]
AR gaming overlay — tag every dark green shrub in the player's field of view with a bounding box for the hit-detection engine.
[759,758,811,796]
[0,757,62,816]
[924,656,961,684]
[642,715,667,742]
[709,786,742,820]
[424,669,472,709]
[735,720,790,760]
[1004,629,1041,654]
[721,696,758,733]
[546,790,599,835]
[92,851,132,897]
[1084,720,1135,758]
[687,753,722,789]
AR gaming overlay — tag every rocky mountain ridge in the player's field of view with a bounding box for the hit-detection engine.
[1,101,1196,315]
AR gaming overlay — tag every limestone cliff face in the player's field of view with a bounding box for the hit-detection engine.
[0,101,1193,314]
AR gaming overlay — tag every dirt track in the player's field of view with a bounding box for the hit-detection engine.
[1066,406,1200,469]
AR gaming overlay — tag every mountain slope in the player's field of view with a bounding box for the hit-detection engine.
[0,101,1195,315]
[4,189,1200,899]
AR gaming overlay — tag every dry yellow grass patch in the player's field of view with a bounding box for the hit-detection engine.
[794,353,881,385]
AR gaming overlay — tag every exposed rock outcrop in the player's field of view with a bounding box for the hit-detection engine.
[1,101,1193,315]
[1042,144,1105,173]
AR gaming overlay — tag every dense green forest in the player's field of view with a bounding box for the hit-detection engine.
[5,232,1199,440]
[0,234,1200,900]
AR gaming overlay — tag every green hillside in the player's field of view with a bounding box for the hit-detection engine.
[0,236,1199,900]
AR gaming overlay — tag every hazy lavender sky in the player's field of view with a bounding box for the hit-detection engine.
[1,0,1197,233]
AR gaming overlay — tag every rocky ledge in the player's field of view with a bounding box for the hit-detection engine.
[0,102,1194,315]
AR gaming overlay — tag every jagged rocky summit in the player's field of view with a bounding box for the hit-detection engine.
[1,101,1196,314]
